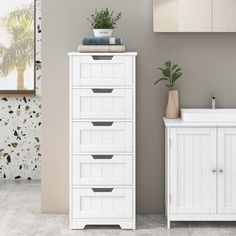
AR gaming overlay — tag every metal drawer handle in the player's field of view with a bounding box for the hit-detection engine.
[92,188,114,193]
[92,89,113,94]
[92,56,113,60]
[92,122,113,127]
[92,155,113,160]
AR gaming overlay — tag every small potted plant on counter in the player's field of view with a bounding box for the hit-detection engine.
[154,61,182,119]
[87,8,121,37]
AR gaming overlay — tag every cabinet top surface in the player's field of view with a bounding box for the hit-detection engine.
[163,118,236,127]
[68,52,138,56]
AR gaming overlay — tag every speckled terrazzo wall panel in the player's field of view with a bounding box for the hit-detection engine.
[0,0,41,180]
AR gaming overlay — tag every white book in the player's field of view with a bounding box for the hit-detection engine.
[78,45,125,52]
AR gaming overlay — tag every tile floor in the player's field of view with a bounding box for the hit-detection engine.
[0,180,236,236]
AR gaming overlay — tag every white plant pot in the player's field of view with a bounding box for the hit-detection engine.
[93,29,113,37]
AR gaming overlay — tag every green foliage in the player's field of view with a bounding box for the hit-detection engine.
[87,8,121,29]
[154,61,182,91]
[0,3,34,77]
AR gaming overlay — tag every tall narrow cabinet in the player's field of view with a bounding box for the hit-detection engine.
[69,52,137,230]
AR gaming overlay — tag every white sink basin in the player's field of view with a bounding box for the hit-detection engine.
[181,109,236,123]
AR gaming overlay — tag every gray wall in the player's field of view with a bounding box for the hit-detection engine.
[42,0,236,213]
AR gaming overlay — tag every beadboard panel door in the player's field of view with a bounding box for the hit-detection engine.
[72,188,133,219]
[72,56,133,86]
[218,128,236,213]
[170,128,217,214]
[72,88,133,119]
[72,155,133,186]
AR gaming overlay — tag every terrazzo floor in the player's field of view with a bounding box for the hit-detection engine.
[0,180,236,236]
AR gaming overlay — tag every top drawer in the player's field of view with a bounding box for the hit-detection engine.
[71,56,133,86]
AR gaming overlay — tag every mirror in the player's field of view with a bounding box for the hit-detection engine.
[0,0,36,94]
[153,0,236,32]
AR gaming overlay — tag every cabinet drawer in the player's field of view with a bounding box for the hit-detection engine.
[72,88,133,119]
[72,122,133,153]
[72,188,133,219]
[72,56,133,86]
[72,155,133,186]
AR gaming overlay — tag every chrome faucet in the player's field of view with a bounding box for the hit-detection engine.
[212,94,216,109]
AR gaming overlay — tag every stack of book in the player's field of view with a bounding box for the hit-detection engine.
[78,37,125,52]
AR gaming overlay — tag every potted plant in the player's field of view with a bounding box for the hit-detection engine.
[87,8,121,37]
[154,61,182,119]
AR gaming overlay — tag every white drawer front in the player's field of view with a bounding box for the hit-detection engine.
[72,188,132,219]
[72,122,133,153]
[72,88,133,119]
[72,56,133,86]
[72,155,133,186]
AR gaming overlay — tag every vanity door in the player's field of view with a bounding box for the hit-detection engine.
[218,128,236,214]
[170,128,217,214]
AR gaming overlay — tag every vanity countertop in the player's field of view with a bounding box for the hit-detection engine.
[163,117,236,127]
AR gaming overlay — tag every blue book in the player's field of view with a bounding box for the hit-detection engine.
[82,37,122,45]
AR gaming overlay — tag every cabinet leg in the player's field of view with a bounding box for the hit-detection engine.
[119,222,135,230]
[70,223,86,230]
[167,219,170,229]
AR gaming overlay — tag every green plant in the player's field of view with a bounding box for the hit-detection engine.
[87,8,121,29]
[0,3,34,90]
[154,61,182,91]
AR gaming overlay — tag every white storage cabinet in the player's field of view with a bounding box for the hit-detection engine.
[69,52,137,230]
[164,119,236,228]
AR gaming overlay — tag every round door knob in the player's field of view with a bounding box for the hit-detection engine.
[212,169,217,173]
[219,169,224,173]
